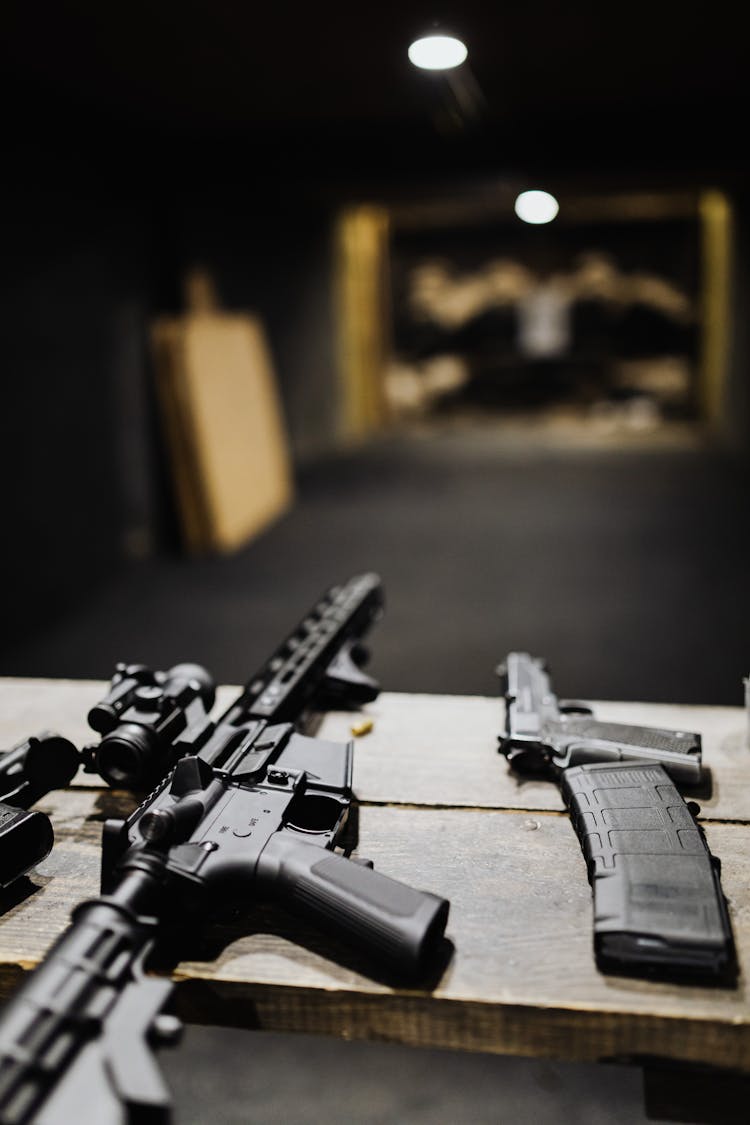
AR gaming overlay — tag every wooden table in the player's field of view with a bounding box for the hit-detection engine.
[1,679,749,1078]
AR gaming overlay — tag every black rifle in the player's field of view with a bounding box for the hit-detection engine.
[80,572,383,791]
[0,734,79,890]
[0,575,450,1124]
[498,652,735,981]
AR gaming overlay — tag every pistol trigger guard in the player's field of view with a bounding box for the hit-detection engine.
[558,699,593,715]
[502,743,553,776]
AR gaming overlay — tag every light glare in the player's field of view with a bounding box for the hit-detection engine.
[408,35,468,71]
[514,191,560,225]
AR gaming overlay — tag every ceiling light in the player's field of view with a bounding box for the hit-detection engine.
[408,35,468,71]
[514,190,560,225]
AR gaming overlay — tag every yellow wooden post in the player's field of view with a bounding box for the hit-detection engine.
[334,205,392,444]
[698,190,732,433]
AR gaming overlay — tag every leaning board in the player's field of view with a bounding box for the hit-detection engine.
[152,311,294,553]
[0,680,748,1073]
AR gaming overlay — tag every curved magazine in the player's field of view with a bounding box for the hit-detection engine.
[561,760,735,980]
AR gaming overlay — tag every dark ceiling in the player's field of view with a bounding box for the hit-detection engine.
[3,2,745,194]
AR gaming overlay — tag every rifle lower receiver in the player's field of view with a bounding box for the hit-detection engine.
[100,722,449,975]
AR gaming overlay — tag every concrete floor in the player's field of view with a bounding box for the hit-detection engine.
[2,414,748,706]
[163,1028,657,1125]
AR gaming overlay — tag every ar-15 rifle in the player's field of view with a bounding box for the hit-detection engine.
[0,574,450,1124]
[498,652,735,981]
[0,734,79,891]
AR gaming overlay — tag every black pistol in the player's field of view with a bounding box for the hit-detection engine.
[0,733,80,890]
[0,575,450,1125]
[498,652,735,982]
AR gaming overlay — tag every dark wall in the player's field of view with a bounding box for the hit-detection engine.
[172,194,341,460]
[1,178,158,641]
[726,198,750,450]
[0,158,345,645]
[3,133,749,653]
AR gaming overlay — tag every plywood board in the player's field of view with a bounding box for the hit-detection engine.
[152,310,294,553]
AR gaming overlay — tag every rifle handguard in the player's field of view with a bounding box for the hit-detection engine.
[257,834,449,975]
[0,878,169,1124]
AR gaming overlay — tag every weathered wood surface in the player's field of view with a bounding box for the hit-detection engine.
[1,678,749,1071]
[0,790,748,1071]
[321,694,750,821]
[1,679,747,820]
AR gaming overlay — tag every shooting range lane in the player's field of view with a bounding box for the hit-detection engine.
[0,679,748,1073]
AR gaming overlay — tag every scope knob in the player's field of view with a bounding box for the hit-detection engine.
[133,685,164,711]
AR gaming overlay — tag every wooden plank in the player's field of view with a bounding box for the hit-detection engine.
[1,681,748,821]
[321,692,562,813]
[0,790,748,1071]
[318,693,750,822]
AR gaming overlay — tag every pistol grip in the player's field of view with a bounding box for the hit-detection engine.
[257,834,449,975]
